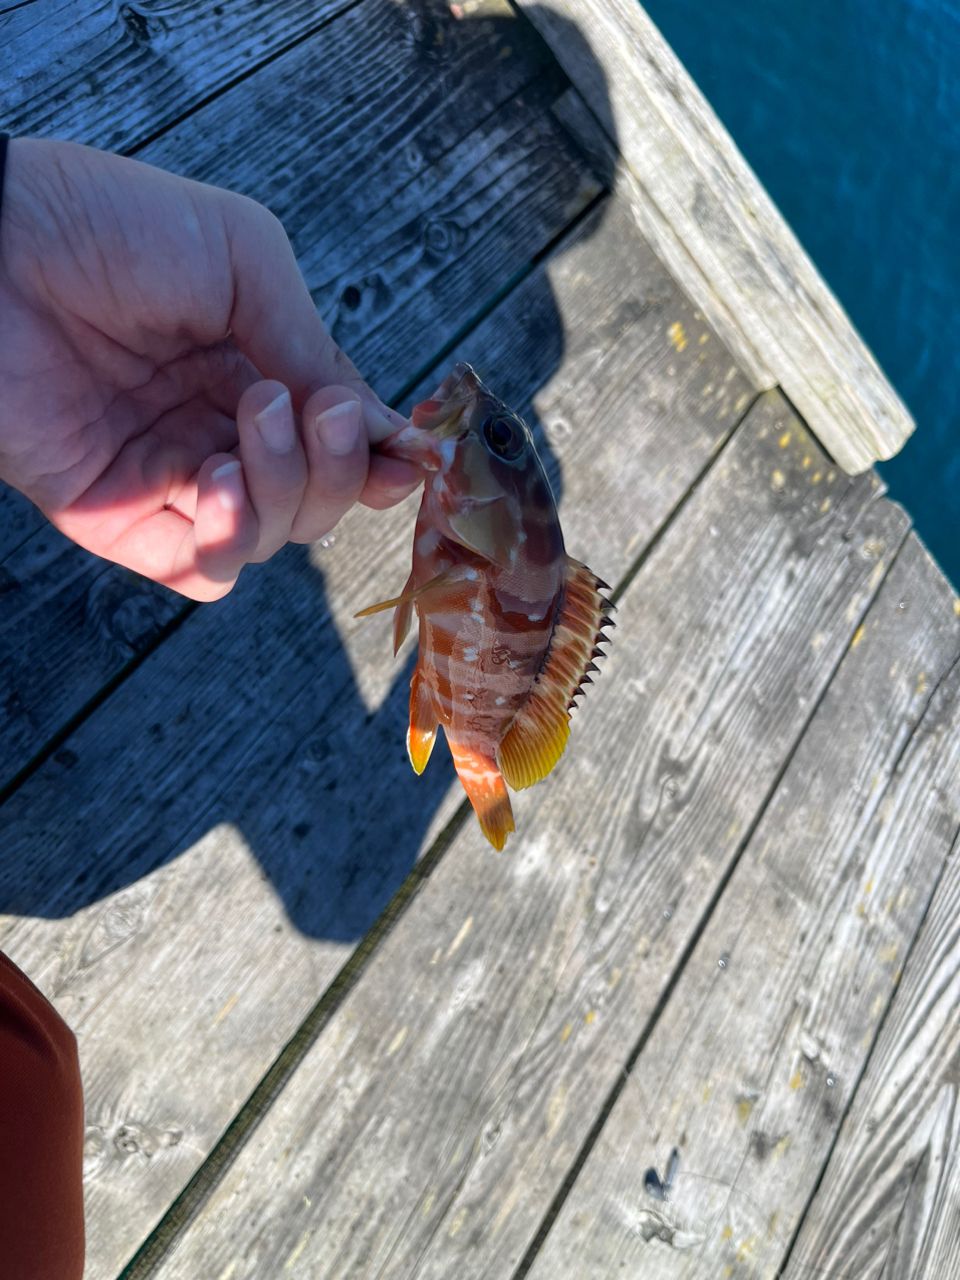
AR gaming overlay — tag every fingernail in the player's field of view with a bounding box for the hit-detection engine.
[212,459,245,511]
[315,400,362,456]
[254,389,294,453]
[362,400,403,443]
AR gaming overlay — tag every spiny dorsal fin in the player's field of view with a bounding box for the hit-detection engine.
[498,557,612,791]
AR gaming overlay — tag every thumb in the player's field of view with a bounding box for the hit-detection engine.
[219,191,406,442]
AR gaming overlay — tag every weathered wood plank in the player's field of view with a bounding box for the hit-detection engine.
[0,195,750,1280]
[513,0,914,472]
[526,536,960,1279]
[1,0,349,152]
[787,821,960,1276]
[0,0,594,792]
[146,396,909,1280]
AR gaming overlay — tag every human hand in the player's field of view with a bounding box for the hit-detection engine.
[0,137,421,600]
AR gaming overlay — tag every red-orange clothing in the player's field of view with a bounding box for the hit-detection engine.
[0,951,85,1279]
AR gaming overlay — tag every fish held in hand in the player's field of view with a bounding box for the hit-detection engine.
[357,364,613,850]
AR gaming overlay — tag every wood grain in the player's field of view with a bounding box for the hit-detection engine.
[787,811,960,1277]
[0,195,750,1279]
[147,396,909,1279]
[526,534,960,1279]
[1,0,349,152]
[514,0,914,472]
[0,0,595,792]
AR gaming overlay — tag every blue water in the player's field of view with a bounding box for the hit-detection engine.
[643,0,960,586]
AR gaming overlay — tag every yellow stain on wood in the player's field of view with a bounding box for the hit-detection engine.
[737,1235,758,1260]
[699,332,710,345]
[868,561,887,594]
[789,1070,804,1091]
[560,1022,573,1043]
[702,1081,714,1102]
[493,1182,523,1234]
[668,321,688,351]
[735,392,751,414]
[954,599,960,617]
[871,992,886,1018]
[584,1009,597,1025]
[285,1230,313,1270]
[609,967,623,988]
[820,497,832,514]
[446,915,473,957]
[812,470,822,483]
[387,1026,408,1056]
[721,1224,734,1241]
[771,468,786,491]
[879,942,900,965]
[722,1266,735,1280]
[448,1208,468,1238]
[802,454,812,469]
[736,1097,754,1125]
[865,877,875,894]
[916,672,928,696]
[774,1135,791,1159]
[212,993,239,1027]
[851,624,866,649]
[546,1086,567,1137]
[422,1191,436,1218]
[779,431,792,447]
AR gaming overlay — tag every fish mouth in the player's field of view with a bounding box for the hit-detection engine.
[379,363,482,468]
[411,363,481,438]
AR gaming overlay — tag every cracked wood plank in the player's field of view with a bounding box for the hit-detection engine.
[148,394,908,1279]
[786,818,960,1278]
[0,193,750,1279]
[526,535,960,1279]
[0,0,594,792]
[1,0,350,151]
[514,0,913,472]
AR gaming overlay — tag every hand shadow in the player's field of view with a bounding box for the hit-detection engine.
[0,2,614,941]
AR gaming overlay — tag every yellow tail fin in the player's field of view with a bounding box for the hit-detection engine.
[448,741,515,851]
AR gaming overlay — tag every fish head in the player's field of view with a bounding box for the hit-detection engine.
[389,363,560,567]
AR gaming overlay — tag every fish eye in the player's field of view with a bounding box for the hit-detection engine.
[481,414,525,462]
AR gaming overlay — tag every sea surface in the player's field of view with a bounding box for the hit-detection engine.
[643,0,959,586]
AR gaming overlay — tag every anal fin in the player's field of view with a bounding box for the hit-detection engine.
[407,667,438,775]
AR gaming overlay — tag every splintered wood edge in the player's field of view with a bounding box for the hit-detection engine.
[515,0,915,472]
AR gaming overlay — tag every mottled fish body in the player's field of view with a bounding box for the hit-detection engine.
[358,364,612,849]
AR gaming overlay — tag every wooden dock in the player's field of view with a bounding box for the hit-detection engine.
[2,2,958,1276]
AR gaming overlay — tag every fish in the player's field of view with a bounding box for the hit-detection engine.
[357,363,613,850]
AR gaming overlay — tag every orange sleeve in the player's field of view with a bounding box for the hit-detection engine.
[0,951,84,1279]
